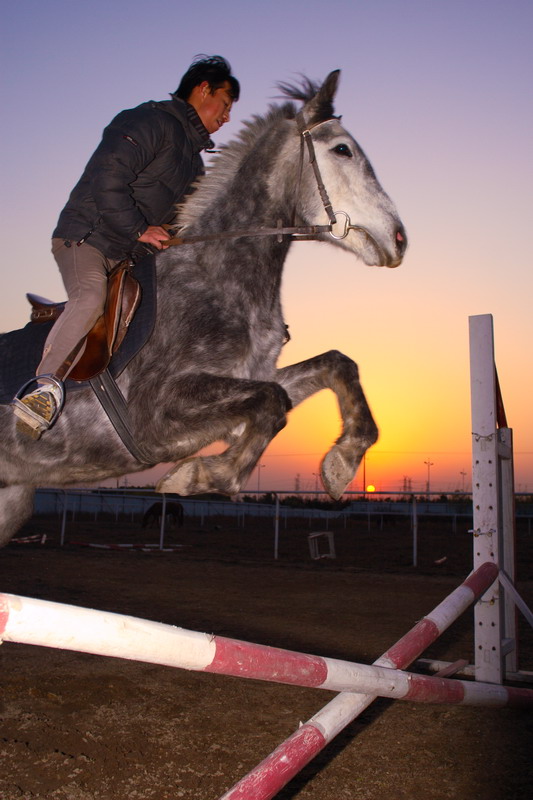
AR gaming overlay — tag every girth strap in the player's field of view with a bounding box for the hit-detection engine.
[89,369,154,465]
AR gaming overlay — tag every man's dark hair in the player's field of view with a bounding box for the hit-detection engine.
[175,55,240,101]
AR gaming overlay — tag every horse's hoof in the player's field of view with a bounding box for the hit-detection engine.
[321,447,354,501]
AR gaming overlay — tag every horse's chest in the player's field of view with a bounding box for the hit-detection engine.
[232,324,283,381]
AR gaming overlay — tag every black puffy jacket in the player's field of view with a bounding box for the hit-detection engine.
[53,96,211,259]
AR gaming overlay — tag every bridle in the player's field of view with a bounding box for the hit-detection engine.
[162,114,380,250]
[293,112,380,245]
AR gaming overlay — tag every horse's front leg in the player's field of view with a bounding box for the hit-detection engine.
[277,350,378,500]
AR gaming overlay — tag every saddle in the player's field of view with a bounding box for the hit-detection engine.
[27,260,141,382]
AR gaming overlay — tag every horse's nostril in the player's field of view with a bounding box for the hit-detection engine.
[396,226,407,255]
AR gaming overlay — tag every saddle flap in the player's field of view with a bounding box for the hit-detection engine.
[107,267,142,354]
[68,262,141,381]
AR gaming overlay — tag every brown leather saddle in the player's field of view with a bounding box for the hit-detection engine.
[26,260,141,381]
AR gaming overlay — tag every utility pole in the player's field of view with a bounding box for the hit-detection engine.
[257,463,265,493]
[424,459,434,499]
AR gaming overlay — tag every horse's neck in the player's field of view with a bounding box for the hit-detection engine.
[163,126,296,290]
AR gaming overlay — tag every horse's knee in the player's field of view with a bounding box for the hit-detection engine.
[322,349,360,378]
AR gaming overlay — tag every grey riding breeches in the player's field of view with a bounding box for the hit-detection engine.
[37,238,119,378]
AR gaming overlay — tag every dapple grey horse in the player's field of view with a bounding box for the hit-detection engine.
[0,70,406,544]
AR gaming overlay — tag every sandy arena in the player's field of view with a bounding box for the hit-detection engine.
[1,510,532,799]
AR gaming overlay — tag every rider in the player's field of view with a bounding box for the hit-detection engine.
[13,54,239,439]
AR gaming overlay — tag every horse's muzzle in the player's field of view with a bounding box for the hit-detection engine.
[387,223,408,268]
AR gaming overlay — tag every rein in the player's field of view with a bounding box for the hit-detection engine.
[162,115,377,249]
[162,222,332,247]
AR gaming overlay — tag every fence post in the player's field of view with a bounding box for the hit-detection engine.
[274,494,280,560]
[159,494,167,550]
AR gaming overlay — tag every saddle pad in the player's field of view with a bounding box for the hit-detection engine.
[0,255,156,405]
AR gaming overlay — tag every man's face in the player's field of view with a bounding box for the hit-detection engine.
[192,81,234,134]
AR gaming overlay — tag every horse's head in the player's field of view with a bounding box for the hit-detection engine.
[287,71,407,268]
[177,70,406,269]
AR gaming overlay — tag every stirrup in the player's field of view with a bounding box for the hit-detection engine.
[12,375,65,440]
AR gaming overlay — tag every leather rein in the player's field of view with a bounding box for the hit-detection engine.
[162,113,377,249]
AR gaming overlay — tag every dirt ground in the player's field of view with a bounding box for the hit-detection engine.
[1,510,532,800]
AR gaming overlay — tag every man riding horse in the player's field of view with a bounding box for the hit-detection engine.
[12,55,240,439]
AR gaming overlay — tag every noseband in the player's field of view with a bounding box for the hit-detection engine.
[162,115,379,250]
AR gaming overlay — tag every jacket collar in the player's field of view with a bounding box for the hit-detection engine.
[184,102,215,151]
[159,94,214,152]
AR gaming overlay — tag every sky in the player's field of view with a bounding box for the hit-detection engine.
[1,0,532,494]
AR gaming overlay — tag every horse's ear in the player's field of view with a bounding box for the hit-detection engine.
[303,70,340,125]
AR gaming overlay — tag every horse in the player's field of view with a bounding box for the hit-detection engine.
[0,70,407,545]
[141,501,184,529]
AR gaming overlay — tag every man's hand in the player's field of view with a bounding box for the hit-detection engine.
[138,225,170,249]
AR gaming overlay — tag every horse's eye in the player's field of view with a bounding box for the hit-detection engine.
[332,143,352,158]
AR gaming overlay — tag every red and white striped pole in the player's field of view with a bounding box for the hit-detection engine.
[1,583,529,711]
[218,562,504,800]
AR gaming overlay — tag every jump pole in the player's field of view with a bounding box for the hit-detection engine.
[217,561,511,800]
[1,577,529,712]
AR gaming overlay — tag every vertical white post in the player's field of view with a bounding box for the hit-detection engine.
[469,314,516,683]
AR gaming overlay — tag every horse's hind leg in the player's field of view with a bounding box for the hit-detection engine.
[277,350,378,500]
[156,376,290,496]
[0,485,35,545]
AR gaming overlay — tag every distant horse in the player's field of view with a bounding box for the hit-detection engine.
[142,501,184,529]
[0,70,406,544]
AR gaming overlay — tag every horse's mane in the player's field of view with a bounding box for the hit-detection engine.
[275,76,321,103]
[176,78,320,229]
